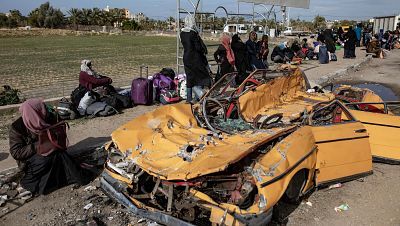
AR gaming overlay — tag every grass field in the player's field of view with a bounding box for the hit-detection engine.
[0,34,179,99]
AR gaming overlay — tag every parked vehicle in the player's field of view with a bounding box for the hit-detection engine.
[101,68,380,226]
[223,24,248,34]
[283,27,310,36]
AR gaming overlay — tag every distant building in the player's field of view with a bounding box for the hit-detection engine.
[133,12,146,23]
[373,14,400,34]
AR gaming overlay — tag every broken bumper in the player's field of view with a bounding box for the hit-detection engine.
[100,171,195,226]
[100,171,273,226]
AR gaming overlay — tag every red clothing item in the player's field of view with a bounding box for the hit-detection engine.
[79,71,112,90]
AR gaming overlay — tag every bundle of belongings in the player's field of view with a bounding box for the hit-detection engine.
[60,60,133,119]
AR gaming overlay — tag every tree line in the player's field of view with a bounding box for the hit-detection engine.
[0,2,141,30]
[1,2,359,32]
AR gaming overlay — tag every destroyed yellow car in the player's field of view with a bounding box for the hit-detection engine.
[331,85,400,164]
[101,69,373,225]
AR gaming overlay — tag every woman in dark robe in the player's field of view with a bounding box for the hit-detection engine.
[323,28,336,54]
[9,99,90,195]
[214,33,235,82]
[231,34,252,84]
[337,27,345,42]
[246,31,266,70]
[180,15,211,103]
[344,26,357,58]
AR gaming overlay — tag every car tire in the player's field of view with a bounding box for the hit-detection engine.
[283,169,308,204]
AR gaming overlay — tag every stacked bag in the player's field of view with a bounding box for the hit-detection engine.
[131,67,183,105]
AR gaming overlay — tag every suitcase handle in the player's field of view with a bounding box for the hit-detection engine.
[140,65,149,78]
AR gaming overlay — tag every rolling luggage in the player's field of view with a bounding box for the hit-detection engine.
[318,45,329,64]
[131,66,153,105]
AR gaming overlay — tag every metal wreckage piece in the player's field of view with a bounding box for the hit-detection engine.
[100,68,399,225]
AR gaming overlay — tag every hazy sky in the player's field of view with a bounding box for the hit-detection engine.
[1,0,399,21]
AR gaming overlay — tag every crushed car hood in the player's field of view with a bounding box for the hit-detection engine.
[111,103,294,180]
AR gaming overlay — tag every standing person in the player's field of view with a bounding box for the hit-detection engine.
[344,26,357,58]
[323,28,336,54]
[378,29,384,47]
[231,34,251,84]
[9,99,90,195]
[258,35,269,68]
[180,15,211,103]
[213,33,235,82]
[337,27,345,42]
[354,24,362,47]
[246,31,265,70]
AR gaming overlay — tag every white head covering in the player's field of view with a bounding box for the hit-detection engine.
[181,15,196,32]
[81,59,93,75]
[80,59,101,78]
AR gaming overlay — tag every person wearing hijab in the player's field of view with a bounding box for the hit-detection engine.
[323,28,336,54]
[9,99,90,194]
[344,26,357,58]
[337,27,345,42]
[246,31,265,69]
[231,34,252,84]
[79,59,113,90]
[180,15,211,103]
[354,24,362,47]
[213,33,235,82]
[258,35,269,68]
[271,42,289,63]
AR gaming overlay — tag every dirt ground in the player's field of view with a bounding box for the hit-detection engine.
[0,50,399,226]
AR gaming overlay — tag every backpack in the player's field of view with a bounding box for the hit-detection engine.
[318,45,329,64]
[71,85,88,108]
[56,98,77,120]
[131,66,153,105]
[153,73,176,101]
[102,93,132,109]
[330,53,337,61]
[159,68,176,80]
[160,89,180,105]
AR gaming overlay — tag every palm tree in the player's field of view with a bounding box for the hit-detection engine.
[81,8,92,25]
[68,8,81,30]
[91,8,101,26]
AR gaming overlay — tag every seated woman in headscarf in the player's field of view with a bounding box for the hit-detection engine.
[366,38,384,58]
[231,34,252,84]
[180,15,211,103]
[271,42,289,63]
[9,99,90,195]
[214,33,235,82]
[79,60,113,90]
[246,31,266,70]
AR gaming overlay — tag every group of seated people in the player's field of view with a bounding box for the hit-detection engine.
[365,28,400,58]
[270,38,318,64]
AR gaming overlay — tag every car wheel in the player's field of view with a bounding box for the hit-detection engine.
[283,169,308,204]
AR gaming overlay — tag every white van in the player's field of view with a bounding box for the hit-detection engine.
[223,24,248,34]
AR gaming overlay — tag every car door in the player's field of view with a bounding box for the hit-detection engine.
[350,109,400,164]
[310,101,372,186]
